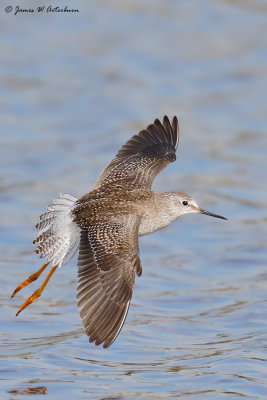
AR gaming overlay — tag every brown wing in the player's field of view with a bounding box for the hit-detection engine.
[93,116,179,190]
[77,215,141,348]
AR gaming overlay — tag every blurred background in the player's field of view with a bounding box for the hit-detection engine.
[1,0,267,399]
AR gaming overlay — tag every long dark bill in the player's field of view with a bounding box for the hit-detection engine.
[198,208,227,220]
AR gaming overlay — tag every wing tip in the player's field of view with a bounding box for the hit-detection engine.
[152,115,179,149]
[85,301,130,349]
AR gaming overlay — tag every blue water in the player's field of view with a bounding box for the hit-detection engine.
[1,1,267,399]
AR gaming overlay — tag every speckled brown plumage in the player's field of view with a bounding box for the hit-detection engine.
[72,116,179,347]
[93,115,178,190]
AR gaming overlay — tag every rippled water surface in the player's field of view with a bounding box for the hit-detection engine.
[1,1,267,399]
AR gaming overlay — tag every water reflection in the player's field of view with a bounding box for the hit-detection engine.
[8,386,47,395]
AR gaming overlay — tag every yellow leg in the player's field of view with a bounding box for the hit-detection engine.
[16,265,58,316]
[11,262,50,299]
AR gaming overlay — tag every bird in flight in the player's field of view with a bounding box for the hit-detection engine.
[12,116,226,348]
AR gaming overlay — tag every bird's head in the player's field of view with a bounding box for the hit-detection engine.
[169,192,227,220]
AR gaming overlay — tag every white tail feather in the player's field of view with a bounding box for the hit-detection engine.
[34,193,80,267]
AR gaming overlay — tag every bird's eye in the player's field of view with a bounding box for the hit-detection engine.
[182,200,188,206]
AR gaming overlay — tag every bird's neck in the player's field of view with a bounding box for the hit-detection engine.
[138,192,181,236]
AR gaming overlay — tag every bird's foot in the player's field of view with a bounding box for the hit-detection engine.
[16,288,43,316]
[14,264,58,316]
[11,262,50,299]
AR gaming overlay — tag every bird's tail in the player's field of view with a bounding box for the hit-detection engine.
[33,193,80,267]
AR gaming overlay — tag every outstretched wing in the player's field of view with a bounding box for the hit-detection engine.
[77,215,141,348]
[93,116,179,190]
